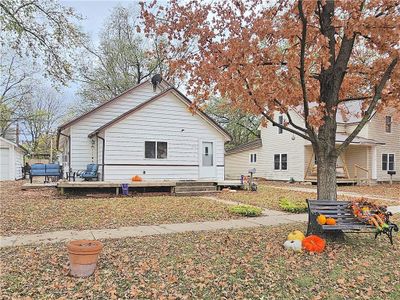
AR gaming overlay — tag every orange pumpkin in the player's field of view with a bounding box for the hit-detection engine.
[326,218,336,225]
[317,214,327,225]
[302,235,326,253]
[131,175,143,182]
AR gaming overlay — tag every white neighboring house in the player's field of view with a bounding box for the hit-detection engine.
[0,137,26,181]
[225,105,400,183]
[57,80,231,181]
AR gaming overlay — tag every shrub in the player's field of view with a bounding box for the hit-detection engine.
[229,205,262,217]
[279,197,307,213]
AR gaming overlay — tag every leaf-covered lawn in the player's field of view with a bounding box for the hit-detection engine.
[0,181,236,236]
[1,215,399,299]
[337,184,400,200]
[219,184,396,213]
[264,180,400,201]
[218,185,316,211]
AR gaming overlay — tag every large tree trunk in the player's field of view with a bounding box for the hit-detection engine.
[316,149,337,200]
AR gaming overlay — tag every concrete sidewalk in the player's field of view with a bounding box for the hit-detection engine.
[2,205,399,249]
[0,212,307,248]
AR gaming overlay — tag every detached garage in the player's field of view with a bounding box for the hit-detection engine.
[0,137,26,181]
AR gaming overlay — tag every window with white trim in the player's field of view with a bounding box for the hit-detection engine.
[385,116,392,133]
[274,154,287,170]
[278,115,284,134]
[382,154,395,171]
[250,153,257,163]
[145,141,168,159]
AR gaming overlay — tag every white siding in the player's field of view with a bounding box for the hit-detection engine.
[15,150,23,179]
[259,112,307,181]
[225,149,260,179]
[0,147,10,180]
[368,110,400,182]
[68,82,160,171]
[0,138,24,180]
[103,92,226,181]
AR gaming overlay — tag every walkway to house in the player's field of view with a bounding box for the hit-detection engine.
[0,209,304,248]
[269,185,400,203]
[1,204,399,248]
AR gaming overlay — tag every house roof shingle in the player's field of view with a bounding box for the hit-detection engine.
[225,138,262,155]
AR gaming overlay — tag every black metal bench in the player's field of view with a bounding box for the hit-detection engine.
[307,199,398,244]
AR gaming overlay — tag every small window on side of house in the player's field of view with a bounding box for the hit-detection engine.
[274,154,280,170]
[157,142,167,159]
[278,115,283,134]
[385,116,392,133]
[250,153,257,163]
[281,154,288,170]
[145,141,168,159]
[388,154,395,171]
[145,141,156,159]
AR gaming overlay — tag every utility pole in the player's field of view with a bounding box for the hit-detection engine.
[50,137,53,163]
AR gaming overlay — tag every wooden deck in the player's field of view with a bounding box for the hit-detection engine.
[56,180,244,195]
[21,182,58,190]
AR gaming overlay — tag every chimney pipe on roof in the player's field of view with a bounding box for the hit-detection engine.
[151,74,162,92]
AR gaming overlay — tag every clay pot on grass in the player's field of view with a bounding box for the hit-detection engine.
[67,240,103,277]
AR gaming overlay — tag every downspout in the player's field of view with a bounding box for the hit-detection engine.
[59,131,71,174]
[97,135,105,181]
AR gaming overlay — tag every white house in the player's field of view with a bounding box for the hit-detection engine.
[225,104,399,183]
[57,80,231,181]
[0,137,26,181]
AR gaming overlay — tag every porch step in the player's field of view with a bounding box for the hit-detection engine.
[175,185,218,193]
[175,190,221,197]
[176,181,216,187]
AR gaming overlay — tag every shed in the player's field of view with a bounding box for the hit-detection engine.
[0,137,26,181]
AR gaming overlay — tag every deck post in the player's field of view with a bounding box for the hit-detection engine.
[115,187,119,195]
[60,187,64,195]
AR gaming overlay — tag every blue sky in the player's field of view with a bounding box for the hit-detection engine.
[59,0,137,103]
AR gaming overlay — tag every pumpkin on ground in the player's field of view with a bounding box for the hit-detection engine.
[317,214,327,225]
[283,240,302,252]
[302,235,326,253]
[287,230,305,241]
[326,218,337,225]
[131,175,143,182]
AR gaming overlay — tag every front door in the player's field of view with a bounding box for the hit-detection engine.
[199,141,216,179]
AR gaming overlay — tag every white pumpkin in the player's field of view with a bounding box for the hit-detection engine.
[283,239,302,252]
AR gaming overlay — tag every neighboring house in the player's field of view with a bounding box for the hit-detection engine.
[57,80,231,181]
[225,105,399,183]
[0,137,26,181]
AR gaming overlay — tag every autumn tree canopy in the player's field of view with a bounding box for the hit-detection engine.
[141,0,399,200]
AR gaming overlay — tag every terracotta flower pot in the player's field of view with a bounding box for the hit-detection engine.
[67,240,103,277]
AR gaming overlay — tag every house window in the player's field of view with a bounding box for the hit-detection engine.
[385,116,392,133]
[278,115,284,134]
[274,154,280,170]
[250,153,257,163]
[274,154,287,170]
[145,141,167,159]
[281,154,288,170]
[382,154,395,171]
[157,142,167,159]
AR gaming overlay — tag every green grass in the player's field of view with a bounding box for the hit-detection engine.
[229,204,262,217]
[279,197,308,213]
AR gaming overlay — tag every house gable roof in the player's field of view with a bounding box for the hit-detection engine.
[88,87,232,141]
[225,138,262,155]
[0,137,28,153]
[58,80,158,132]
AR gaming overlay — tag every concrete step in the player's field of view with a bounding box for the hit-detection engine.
[176,181,216,187]
[175,185,217,192]
[175,190,221,196]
